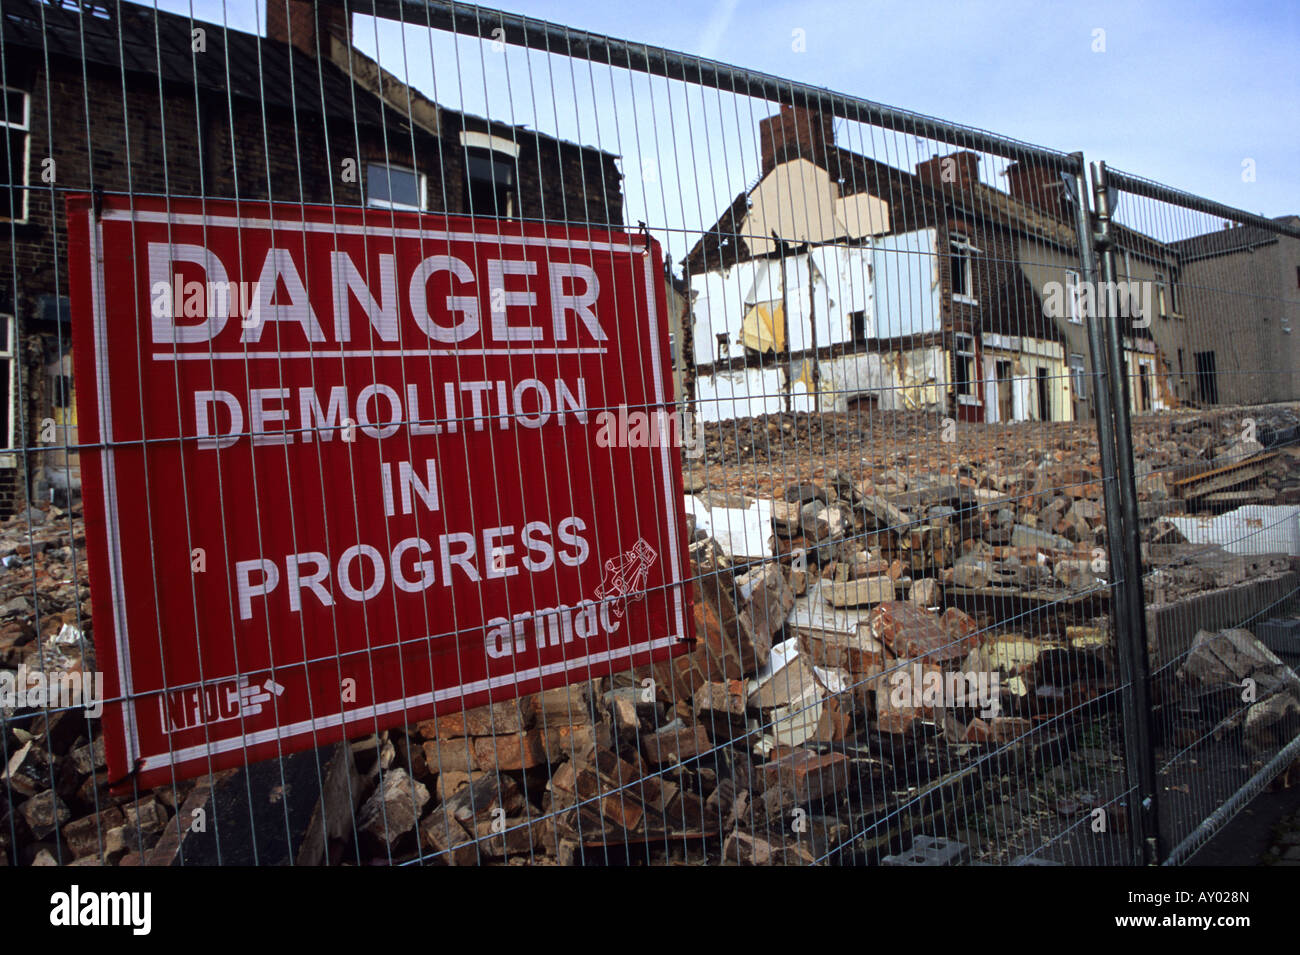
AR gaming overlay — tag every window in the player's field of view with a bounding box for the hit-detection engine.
[53,374,73,410]
[1065,269,1083,324]
[1,88,30,223]
[1295,265,1299,290]
[1036,366,1052,420]
[0,315,13,452]
[953,333,976,399]
[1194,351,1218,405]
[366,162,426,211]
[850,310,868,344]
[1155,271,1177,317]
[1069,353,1087,400]
[463,148,517,218]
[949,233,978,303]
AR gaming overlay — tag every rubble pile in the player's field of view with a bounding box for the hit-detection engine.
[0,504,91,670]
[1,406,1297,865]
[693,406,1300,509]
[1176,627,1300,757]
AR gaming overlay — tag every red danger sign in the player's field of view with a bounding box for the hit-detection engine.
[67,195,692,791]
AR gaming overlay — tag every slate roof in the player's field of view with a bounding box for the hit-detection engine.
[2,0,399,128]
[2,0,620,162]
[1169,216,1299,263]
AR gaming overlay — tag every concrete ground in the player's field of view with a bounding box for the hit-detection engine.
[1188,776,1300,865]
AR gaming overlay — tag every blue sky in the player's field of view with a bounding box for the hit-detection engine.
[148,1,1298,254]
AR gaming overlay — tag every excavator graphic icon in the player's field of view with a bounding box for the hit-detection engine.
[594,538,658,617]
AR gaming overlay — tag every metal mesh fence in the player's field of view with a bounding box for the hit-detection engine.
[0,0,1294,868]
[1097,164,1300,865]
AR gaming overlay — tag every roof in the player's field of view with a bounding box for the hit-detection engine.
[684,140,1079,275]
[1,0,620,161]
[1169,216,1298,264]
[2,0,393,128]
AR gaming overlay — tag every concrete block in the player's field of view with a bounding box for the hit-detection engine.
[882,834,970,866]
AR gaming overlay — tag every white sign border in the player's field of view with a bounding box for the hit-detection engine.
[87,206,689,777]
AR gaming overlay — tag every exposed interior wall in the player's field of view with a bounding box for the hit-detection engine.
[740,158,890,257]
[692,345,949,423]
[688,245,877,367]
[1125,345,1167,414]
[871,229,942,339]
[688,229,937,370]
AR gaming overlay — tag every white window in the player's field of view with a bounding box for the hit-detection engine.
[1,88,30,224]
[366,162,426,211]
[953,333,977,401]
[949,233,978,304]
[1065,269,1083,324]
[0,315,14,453]
[1069,352,1087,400]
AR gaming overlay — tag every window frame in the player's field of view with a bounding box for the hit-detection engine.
[0,87,31,225]
[953,332,977,401]
[949,232,979,305]
[365,161,427,212]
[462,145,518,219]
[1069,352,1087,400]
[1155,270,1179,317]
[1065,268,1083,324]
[0,313,15,458]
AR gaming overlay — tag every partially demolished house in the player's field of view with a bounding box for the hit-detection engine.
[683,106,1075,424]
[0,0,623,515]
[683,106,1190,424]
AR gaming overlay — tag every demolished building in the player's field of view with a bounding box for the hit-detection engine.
[681,106,1191,425]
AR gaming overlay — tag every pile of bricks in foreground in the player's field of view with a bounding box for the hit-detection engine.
[4,404,1300,865]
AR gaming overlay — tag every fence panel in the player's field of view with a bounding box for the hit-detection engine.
[0,0,1292,868]
[1098,164,1300,864]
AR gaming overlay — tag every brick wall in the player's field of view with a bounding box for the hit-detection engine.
[0,44,624,516]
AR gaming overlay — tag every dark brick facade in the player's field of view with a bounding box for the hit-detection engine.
[0,0,623,516]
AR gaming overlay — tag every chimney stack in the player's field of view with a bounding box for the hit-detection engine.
[757,105,835,176]
[1005,160,1071,219]
[915,151,981,191]
[266,0,349,58]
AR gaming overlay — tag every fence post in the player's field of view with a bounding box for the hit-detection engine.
[1068,157,1144,863]
[1089,159,1162,865]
